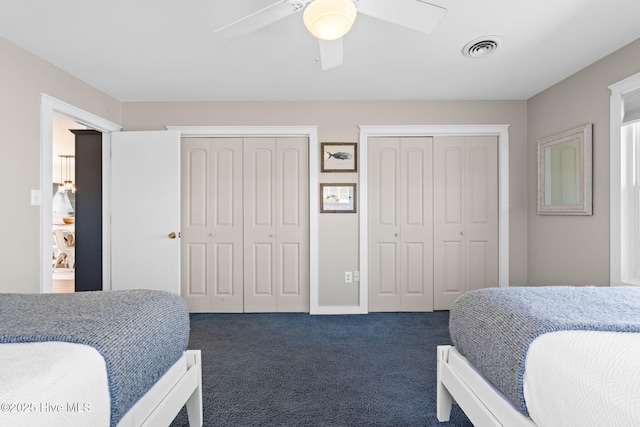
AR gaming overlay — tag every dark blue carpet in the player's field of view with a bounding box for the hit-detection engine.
[170,311,472,426]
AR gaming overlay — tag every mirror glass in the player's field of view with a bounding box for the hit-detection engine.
[537,124,592,215]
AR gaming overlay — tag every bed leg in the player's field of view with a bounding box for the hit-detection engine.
[436,346,453,422]
[185,350,203,427]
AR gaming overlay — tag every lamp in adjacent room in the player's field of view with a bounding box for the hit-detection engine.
[303,0,357,41]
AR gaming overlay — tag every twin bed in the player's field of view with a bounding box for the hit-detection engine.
[4,285,638,426]
[437,286,640,427]
[0,289,202,427]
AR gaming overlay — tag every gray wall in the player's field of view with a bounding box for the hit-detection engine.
[527,38,640,286]
[121,100,529,306]
[0,36,121,293]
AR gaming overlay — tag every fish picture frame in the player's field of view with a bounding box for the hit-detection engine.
[320,183,357,213]
[321,142,357,172]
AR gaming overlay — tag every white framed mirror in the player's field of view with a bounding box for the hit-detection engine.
[537,123,592,215]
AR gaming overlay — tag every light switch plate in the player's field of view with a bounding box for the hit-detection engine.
[31,189,41,206]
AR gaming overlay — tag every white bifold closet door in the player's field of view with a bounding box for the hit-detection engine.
[368,137,434,312]
[181,138,244,312]
[433,136,498,310]
[243,137,309,313]
[181,137,308,313]
[368,135,498,312]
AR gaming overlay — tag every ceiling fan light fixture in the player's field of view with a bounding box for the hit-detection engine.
[303,0,357,41]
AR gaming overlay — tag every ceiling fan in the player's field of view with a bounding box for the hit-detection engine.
[215,0,447,70]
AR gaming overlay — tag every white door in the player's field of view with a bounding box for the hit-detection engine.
[368,137,434,312]
[244,137,309,312]
[181,138,244,312]
[111,130,181,293]
[181,137,309,312]
[433,136,498,309]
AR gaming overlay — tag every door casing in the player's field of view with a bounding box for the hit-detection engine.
[40,94,121,293]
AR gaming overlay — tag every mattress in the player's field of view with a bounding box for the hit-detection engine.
[449,286,640,416]
[524,330,640,427]
[0,341,110,427]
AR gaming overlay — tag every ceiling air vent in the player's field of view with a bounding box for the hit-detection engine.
[463,36,502,58]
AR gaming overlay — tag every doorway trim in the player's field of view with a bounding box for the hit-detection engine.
[609,71,640,286]
[40,94,121,293]
[166,126,319,312]
[359,124,510,313]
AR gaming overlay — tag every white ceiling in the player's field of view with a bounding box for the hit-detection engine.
[1,0,640,102]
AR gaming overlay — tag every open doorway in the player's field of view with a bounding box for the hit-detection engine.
[40,94,121,294]
[51,116,105,293]
[52,115,82,293]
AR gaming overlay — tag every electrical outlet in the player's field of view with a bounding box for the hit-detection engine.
[345,271,353,283]
[353,271,360,282]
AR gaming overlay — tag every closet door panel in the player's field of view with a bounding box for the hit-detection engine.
[369,137,433,312]
[378,243,398,294]
[368,138,401,311]
[400,138,433,311]
[182,138,245,312]
[434,137,466,309]
[252,243,274,295]
[441,240,465,294]
[181,139,212,312]
[466,137,498,290]
[404,242,425,294]
[214,243,235,295]
[244,138,277,312]
[276,138,309,312]
[210,139,245,312]
[244,137,309,312]
[186,243,207,296]
[180,139,211,311]
[434,136,498,309]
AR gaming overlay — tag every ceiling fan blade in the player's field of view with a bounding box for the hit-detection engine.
[215,1,303,40]
[357,0,447,34]
[319,38,343,70]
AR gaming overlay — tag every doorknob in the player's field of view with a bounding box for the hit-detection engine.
[168,232,177,239]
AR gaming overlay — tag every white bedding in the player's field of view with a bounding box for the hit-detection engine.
[524,330,640,427]
[0,341,110,427]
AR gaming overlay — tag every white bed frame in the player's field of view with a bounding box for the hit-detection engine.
[118,349,203,427]
[436,345,536,427]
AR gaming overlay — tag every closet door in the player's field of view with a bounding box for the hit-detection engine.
[368,137,433,312]
[181,138,244,312]
[433,136,498,310]
[243,138,309,312]
[275,137,309,312]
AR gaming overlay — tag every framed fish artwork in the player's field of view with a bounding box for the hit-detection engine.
[320,183,357,213]
[321,142,357,172]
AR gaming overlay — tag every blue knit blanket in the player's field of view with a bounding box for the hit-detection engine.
[0,289,190,426]
[449,286,640,416]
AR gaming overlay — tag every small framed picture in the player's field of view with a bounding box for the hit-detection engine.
[321,142,357,172]
[320,183,357,213]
